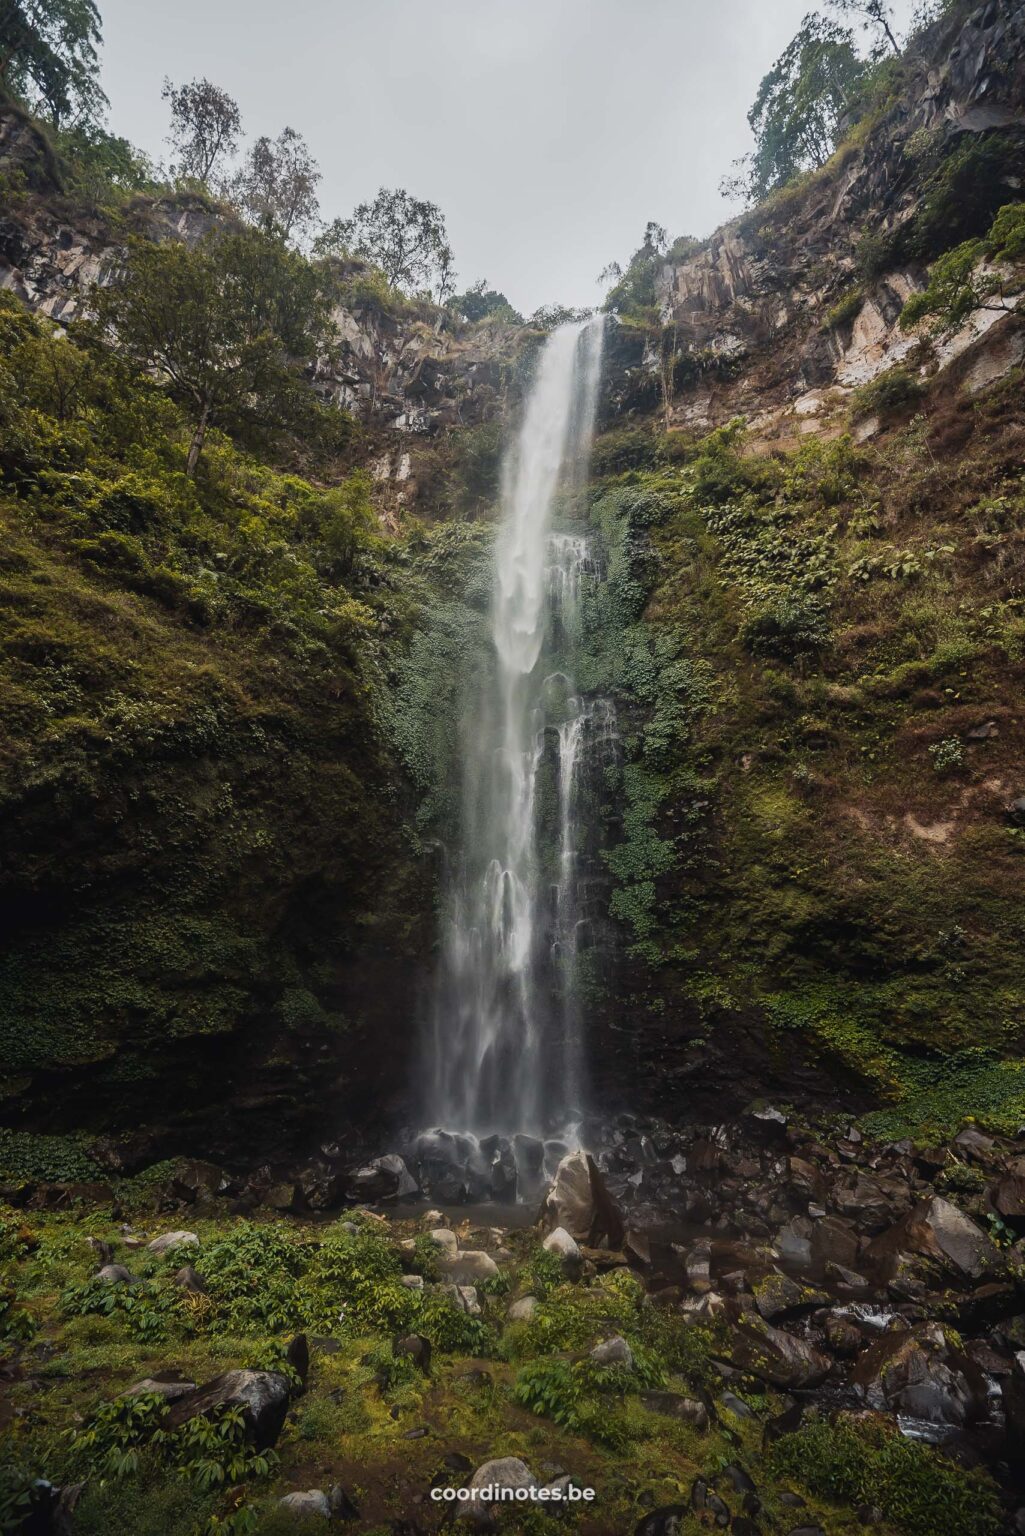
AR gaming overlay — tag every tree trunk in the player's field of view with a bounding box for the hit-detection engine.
[186,400,211,477]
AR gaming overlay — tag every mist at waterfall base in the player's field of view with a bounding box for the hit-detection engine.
[410,317,617,1208]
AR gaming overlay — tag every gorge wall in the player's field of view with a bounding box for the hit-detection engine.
[2,0,1025,1184]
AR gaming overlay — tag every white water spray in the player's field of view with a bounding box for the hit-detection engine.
[426,317,609,1138]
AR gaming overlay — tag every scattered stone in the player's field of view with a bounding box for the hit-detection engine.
[713,1302,831,1389]
[867,1196,1002,1282]
[393,1333,432,1374]
[146,1230,199,1256]
[590,1334,634,1368]
[539,1149,624,1246]
[507,1295,537,1321]
[441,1249,499,1283]
[428,1227,459,1255]
[467,1456,537,1505]
[541,1225,581,1273]
[278,1490,331,1519]
[96,1263,133,1284]
[422,1209,444,1226]
[635,1506,689,1536]
[639,1391,708,1429]
[752,1271,828,1320]
[401,1273,424,1290]
[171,1264,206,1293]
[852,1321,988,1428]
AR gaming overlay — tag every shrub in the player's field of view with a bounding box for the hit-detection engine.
[850,366,925,421]
[740,593,830,660]
[769,1416,1001,1536]
[928,736,965,775]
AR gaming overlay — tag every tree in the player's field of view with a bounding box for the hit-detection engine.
[231,127,321,243]
[162,76,241,186]
[0,0,107,126]
[720,12,866,204]
[94,230,335,475]
[601,221,671,317]
[447,279,521,324]
[318,188,454,299]
[826,0,899,54]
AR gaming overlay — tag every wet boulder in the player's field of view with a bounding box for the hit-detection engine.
[541,1225,582,1276]
[345,1155,418,1203]
[169,1160,235,1204]
[852,1321,989,1431]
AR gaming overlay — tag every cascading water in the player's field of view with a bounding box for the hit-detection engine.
[421,317,612,1176]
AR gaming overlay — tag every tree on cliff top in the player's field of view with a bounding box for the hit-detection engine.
[162,76,242,187]
[317,188,455,301]
[231,126,321,244]
[720,12,866,204]
[0,0,107,126]
[95,230,335,475]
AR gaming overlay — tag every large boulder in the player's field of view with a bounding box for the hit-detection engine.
[867,1196,1003,1285]
[345,1155,417,1203]
[165,1369,290,1449]
[441,1250,499,1283]
[712,1302,832,1389]
[539,1150,623,1247]
[852,1321,989,1431]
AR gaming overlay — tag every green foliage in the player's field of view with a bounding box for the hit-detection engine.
[93,230,340,475]
[447,279,522,325]
[769,1416,1001,1536]
[928,736,964,775]
[591,427,659,477]
[60,1274,186,1342]
[0,0,107,127]
[740,592,831,660]
[900,198,1025,335]
[525,1244,565,1301]
[318,187,454,300]
[602,222,669,320]
[200,1223,309,1333]
[67,1392,278,1491]
[824,285,863,330]
[850,365,925,419]
[0,1128,99,1182]
[722,13,867,203]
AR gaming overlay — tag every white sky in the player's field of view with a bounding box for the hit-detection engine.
[97,0,917,315]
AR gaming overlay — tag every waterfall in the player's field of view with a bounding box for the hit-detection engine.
[425,317,610,1144]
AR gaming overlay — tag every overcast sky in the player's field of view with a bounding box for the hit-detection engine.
[98,0,916,316]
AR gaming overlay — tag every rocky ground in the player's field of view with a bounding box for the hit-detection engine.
[2,1108,1024,1535]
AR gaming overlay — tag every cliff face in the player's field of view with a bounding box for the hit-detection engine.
[631,1,1025,446]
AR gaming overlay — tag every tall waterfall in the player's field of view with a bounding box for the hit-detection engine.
[426,317,610,1141]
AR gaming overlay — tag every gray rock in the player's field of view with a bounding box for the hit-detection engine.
[541,1225,580,1273]
[165,1369,290,1449]
[96,1264,133,1284]
[590,1334,634,1369]
[400,1273,424,1290]
[171,1265,206,1293]
[468,1456,537,1501]
[540,1149,623,1246]
[639,1391,708,1429]
[867,1195,1002,1282]
[507,1294,537,1321]
[428,1227,459,1254]
[278,1489,331,1518]
[146,1230,199,1256]
[441,1249,499,1282]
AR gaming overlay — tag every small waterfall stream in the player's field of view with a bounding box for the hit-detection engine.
[420,317,613,1193]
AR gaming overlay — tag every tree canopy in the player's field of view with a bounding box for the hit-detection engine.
[231,126,321,243]
[317,188,455,300]
[162,76,242,186]
[94,230,337,474]
[721,11,866,204]
[0,0,107,125]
